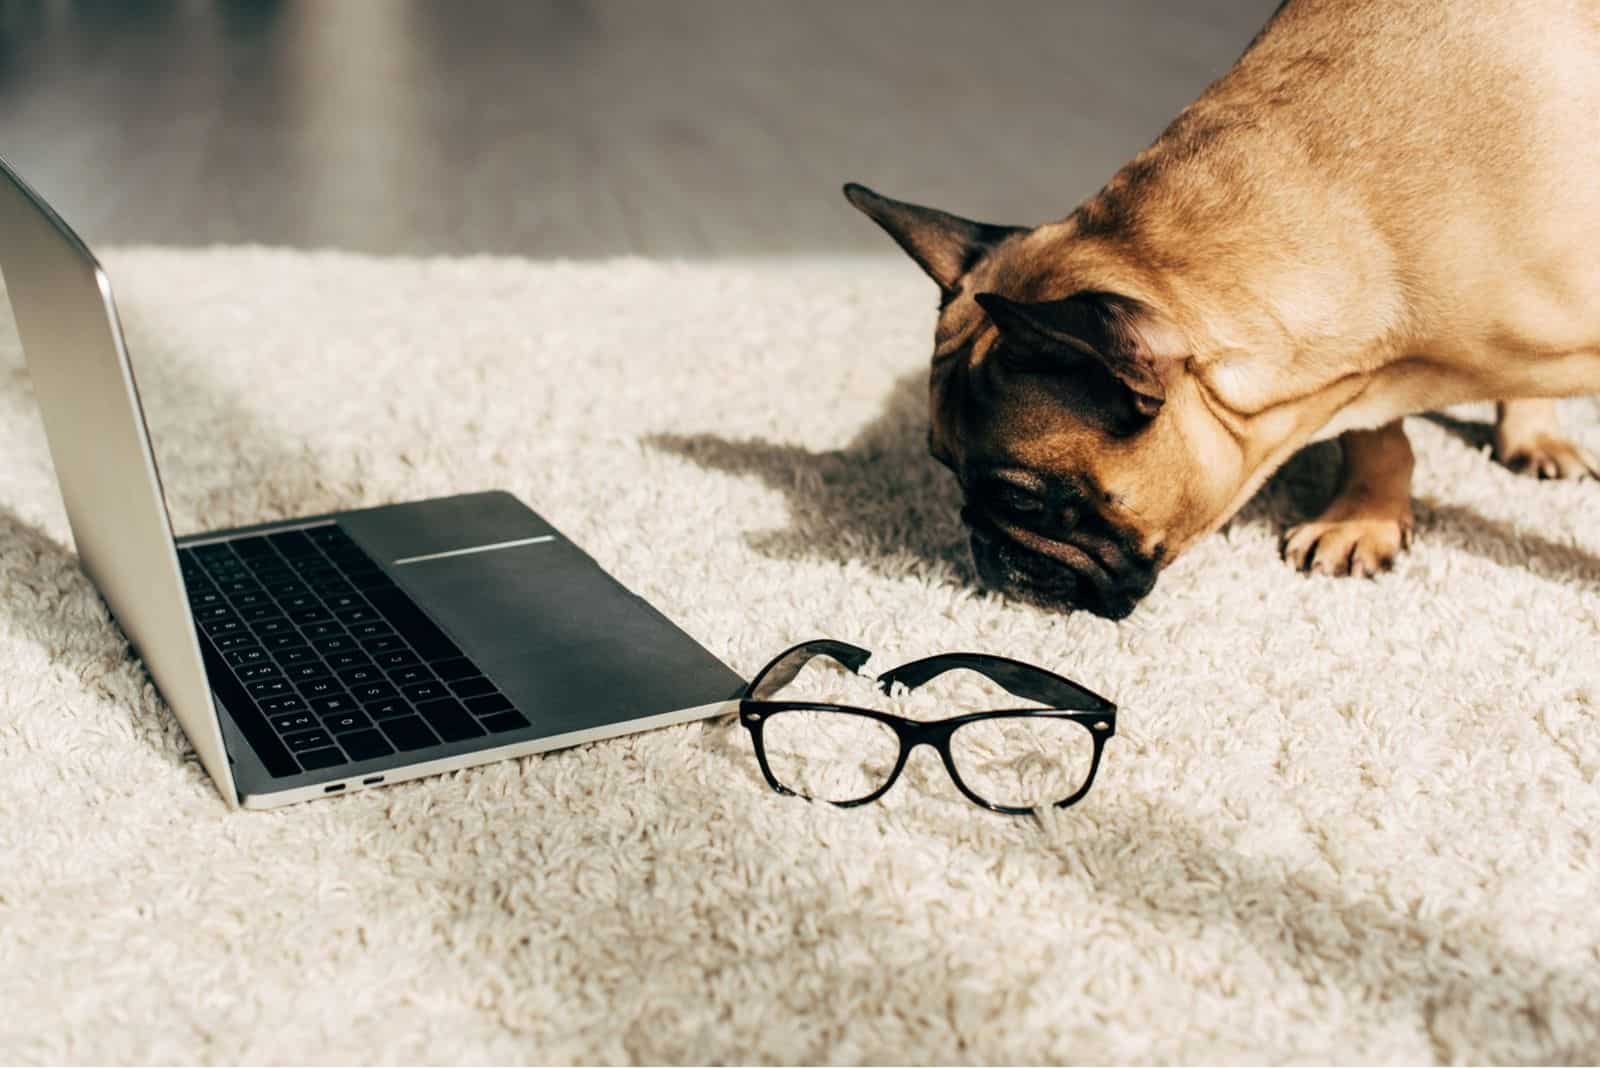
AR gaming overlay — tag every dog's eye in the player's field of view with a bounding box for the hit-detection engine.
[990,483,1044,516]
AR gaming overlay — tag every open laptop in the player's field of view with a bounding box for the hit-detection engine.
[0,156,745,809]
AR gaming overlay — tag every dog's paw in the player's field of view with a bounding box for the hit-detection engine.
[1493,434,1598,480]
[1281,515,1413,578]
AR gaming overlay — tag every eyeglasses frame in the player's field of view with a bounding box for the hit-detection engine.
[739,638,1118,815]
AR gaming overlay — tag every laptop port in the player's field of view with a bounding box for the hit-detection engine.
[362,775,384,785]
[324,783,346,794]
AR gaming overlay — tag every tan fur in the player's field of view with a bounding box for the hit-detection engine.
[853,0,1600,613]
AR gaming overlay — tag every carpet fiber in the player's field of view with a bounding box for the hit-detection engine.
[2,249,1598,1064]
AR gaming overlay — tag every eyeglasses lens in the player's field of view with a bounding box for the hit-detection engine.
[947,715,1097,809]
[759,709,900,803]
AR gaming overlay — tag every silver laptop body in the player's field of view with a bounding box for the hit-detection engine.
[0,156,744,809]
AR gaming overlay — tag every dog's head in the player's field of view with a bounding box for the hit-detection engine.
[846,183,1247,619]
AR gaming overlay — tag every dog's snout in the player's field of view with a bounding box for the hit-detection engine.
[960,485,1156,620]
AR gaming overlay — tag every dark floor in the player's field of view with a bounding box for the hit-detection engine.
[0,0,1275,258]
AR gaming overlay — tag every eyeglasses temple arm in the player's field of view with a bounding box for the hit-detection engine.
[744,638,874,700]
[875,653,1114,712]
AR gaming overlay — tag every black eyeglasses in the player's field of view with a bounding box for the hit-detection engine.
[740,638,1117,814]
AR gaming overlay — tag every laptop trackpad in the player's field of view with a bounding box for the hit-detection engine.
[340,493,743,736]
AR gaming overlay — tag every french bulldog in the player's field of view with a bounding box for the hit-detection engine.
[846,0,1600,619]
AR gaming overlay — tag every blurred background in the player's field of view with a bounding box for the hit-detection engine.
[0,0,1276,258]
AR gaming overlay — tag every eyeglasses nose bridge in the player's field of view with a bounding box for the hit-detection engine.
[895,726,961,774]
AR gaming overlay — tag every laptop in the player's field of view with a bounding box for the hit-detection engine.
[0,156,745,809]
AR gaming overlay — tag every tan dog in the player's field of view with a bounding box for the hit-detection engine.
[846,0,1600,619]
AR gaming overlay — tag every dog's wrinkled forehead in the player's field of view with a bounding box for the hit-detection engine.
[934,237,1054,348]
[928,248,1111,463]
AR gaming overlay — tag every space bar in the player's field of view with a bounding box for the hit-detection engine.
[365,587,465,663]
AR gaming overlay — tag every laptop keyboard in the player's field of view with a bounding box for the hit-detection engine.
[180,525,531,778]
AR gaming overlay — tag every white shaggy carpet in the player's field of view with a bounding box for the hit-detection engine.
[2,248,1599,1065]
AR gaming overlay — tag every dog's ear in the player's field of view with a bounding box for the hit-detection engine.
[974,290,1185,422]
[843,183,1024,292]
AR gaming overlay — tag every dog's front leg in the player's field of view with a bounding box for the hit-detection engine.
[1281,421,1415,577]
[1493,399,1597,479]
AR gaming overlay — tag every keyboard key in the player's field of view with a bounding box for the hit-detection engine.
[311,580,356,600]
[252,617,295,639]
[310,693,362,716]
[480,710,530,734]
[381,716,439,751]
[313,635,358,655]
[280,593,320,612]
[449,676,496,698]
[232,590,271,608]
[188,589,223,608]
[202,616,245,638]
[271,711,317,733]
[401,680,448,704]
[212,632,256,652]
[465,693,513,716]
[337,665,384,687]
[283,728,333,752]
[324,593,365,612]
[361,635,406,654]
[237,662,281,683]
[260,693,307,715]
[365,587,463,662]
[374,648,419,669]
[335,606,379,625]
[247,678,292,699]
[296,747,346,771]
[325,650,372,671]
[431,657,478,681]
[323,710,373,734]
[364,698,413,720]
[277,646,320,665]
[351,680,397,703]
[417,698,485,742]
[349,621,393,640]
[193,603,233,621]
[303,621,345,640]
[289,606,332,625]
[224,646,268,668]
[264,632,305,651]
[266,580,308,599]
[388,665,433,687]
[241,604,282,623]
[298,677,342,699]
[218,578,261,597]
[285,662,331,683]
[338,729,394,761]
